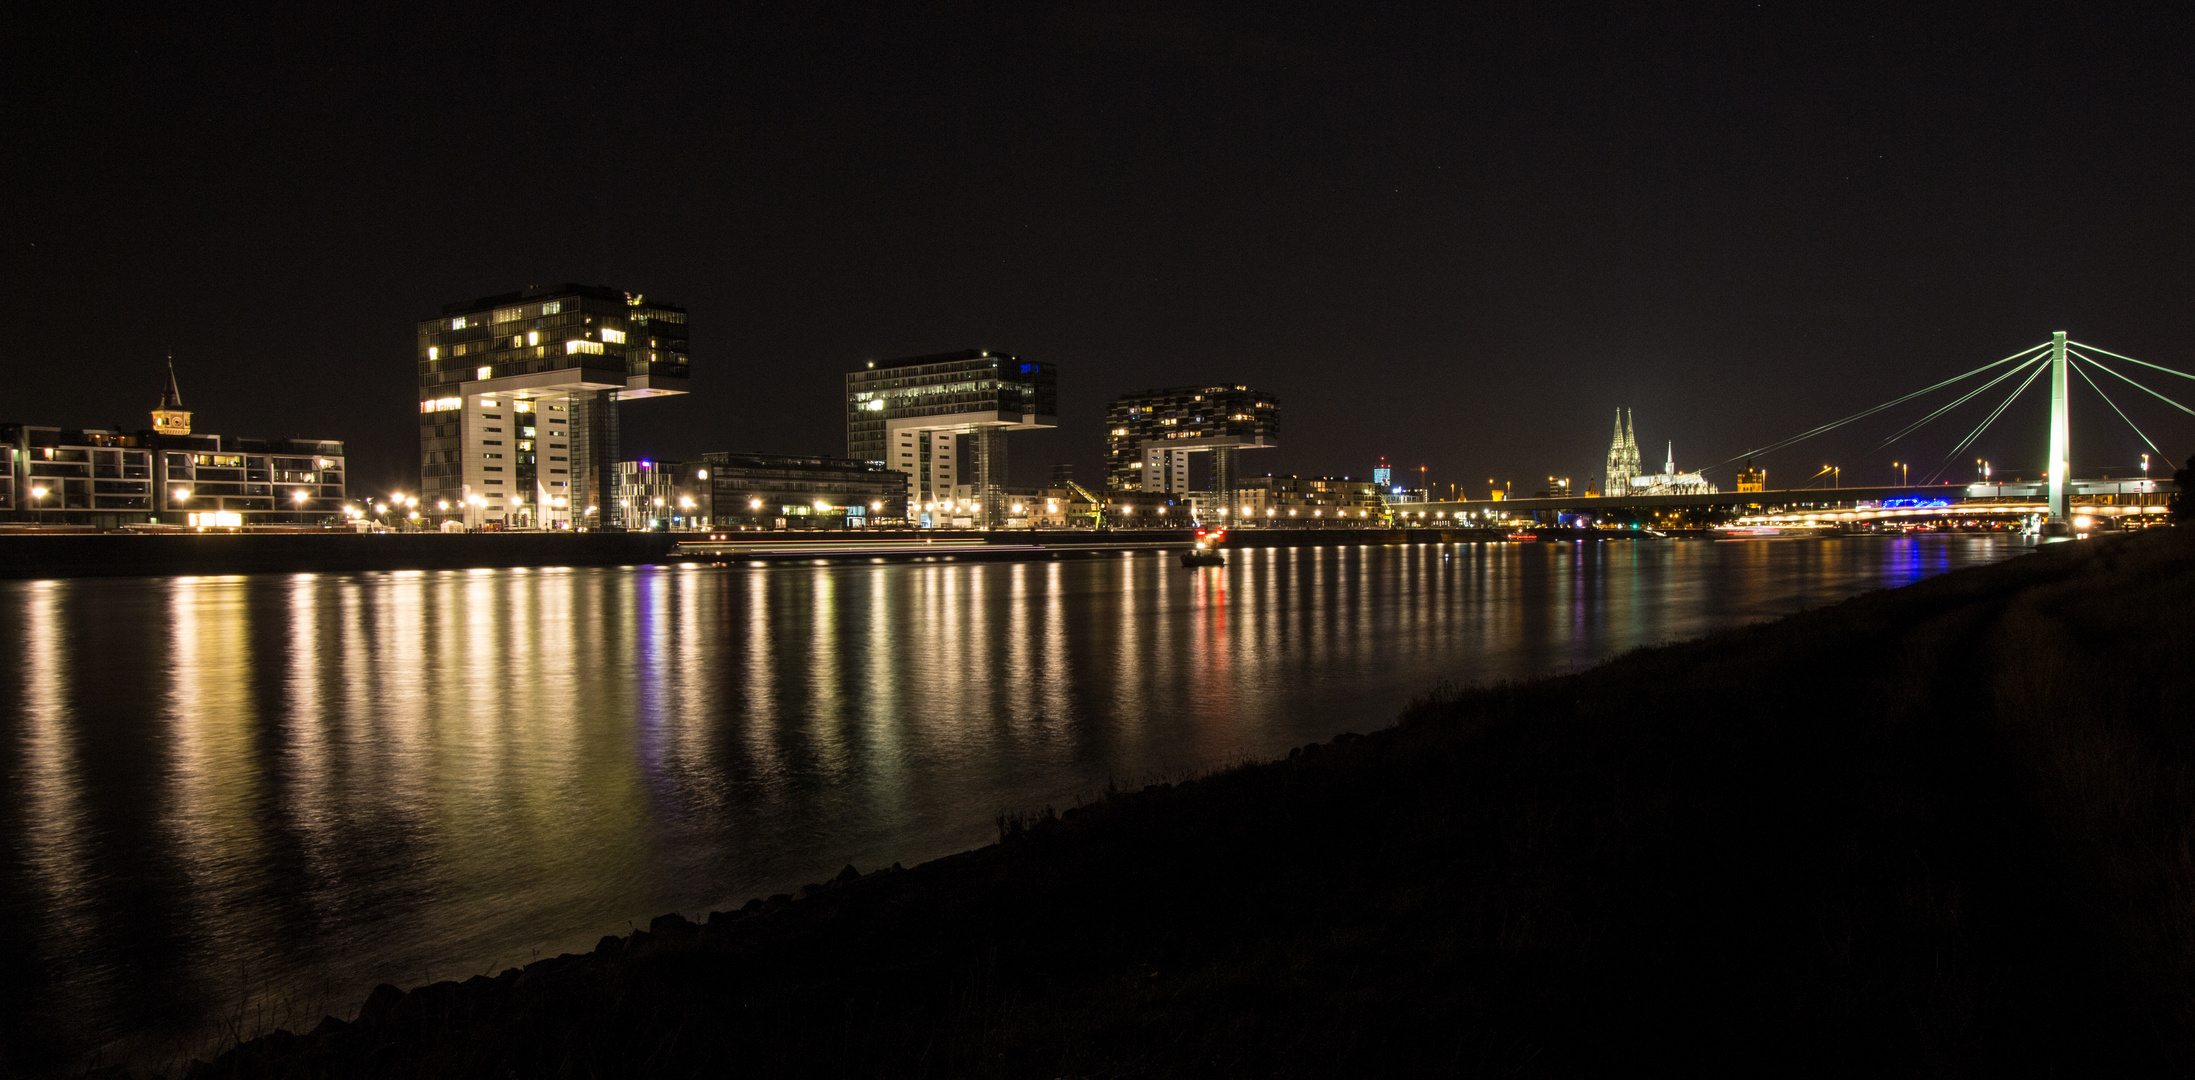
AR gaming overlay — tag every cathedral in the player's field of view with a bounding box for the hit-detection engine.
[1603,409,1718,496]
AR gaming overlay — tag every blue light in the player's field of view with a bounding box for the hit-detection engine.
[1881,497,1951,508]
[1020,363,1035,373]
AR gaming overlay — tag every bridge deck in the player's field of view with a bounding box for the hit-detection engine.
[1402,480,2174,516]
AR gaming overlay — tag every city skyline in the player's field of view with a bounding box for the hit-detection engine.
[6,7,2192,496]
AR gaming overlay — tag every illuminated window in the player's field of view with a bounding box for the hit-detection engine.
[483,453,504,459]
[541,301,562,315]
[600,328,626,343]
[427,347,439,360]
[493,307,521,323]
[476,366,491,380]
[566,340,603,355]
[527,331,539,346]
[450,317,468,330]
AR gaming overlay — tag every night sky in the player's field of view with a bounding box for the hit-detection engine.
[7,4,2192,497]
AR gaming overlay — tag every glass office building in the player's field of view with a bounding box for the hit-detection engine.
[614,452,911,531]
[1103,385,1278,512]
[845,350,1056,528]
[417,284,689,529]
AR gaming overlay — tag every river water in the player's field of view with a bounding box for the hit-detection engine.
[0,536,2026,1071]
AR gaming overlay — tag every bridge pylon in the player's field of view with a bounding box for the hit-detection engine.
[2048,330,2069,522]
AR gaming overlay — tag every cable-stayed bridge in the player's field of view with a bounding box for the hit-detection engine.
[1416,332,2188,531]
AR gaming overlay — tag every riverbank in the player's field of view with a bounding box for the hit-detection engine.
[0,526,1608,579]
[175,528,2191,1077]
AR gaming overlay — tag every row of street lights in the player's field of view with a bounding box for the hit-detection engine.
[15,484,324,525]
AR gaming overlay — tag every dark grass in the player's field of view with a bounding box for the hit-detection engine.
[165,530,2195,1077]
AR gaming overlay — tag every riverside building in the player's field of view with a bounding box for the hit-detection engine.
[417,284,690,530]
[1103,385,1278,513]
[613,452,909,531]
[1,363,345,527]
[1228,474,1385,525]
[845,350,1056,528]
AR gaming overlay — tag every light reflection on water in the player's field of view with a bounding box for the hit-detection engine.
[0,537,2021,1069]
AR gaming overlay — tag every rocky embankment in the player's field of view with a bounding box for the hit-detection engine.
[182,529,2195,1078]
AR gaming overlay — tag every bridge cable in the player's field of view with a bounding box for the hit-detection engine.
[1873,353,2050,452]
[1708,340,2052,472]
[1926,356,2052,484]
[2067,341,2195,383]
[2067,357,2169,460]
[2066,349,2195,420]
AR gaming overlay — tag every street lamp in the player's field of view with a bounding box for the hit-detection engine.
[291,488,308,526]
[1892,461,1908,486]
[30,485,47,523]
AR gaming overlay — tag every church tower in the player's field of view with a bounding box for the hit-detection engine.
[151,357,192,436]
[1605,408,1643,494]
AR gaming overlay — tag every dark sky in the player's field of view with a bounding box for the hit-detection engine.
[7,3,2192,496]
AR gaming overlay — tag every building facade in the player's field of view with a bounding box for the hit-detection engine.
[1228,474,1385,525]
[614,452,910,530]
[1625,443,1719,496]
[2,366,345,526]
[417,284,690,530]
[1605,409,1643,494]
[1103,386,1278,513]
[846,350,1056,528]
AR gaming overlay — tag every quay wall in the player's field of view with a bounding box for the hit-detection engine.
[0,526,1612,580]
[0,532,684,580]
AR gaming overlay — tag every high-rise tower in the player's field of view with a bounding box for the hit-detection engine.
[847,350,1056,528]
[1103,385,1277,521]
[417,284,690,529]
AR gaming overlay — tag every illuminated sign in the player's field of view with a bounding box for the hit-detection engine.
[1880,498,1952,509]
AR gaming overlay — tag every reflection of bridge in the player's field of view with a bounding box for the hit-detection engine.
[1402,477,2175,527]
